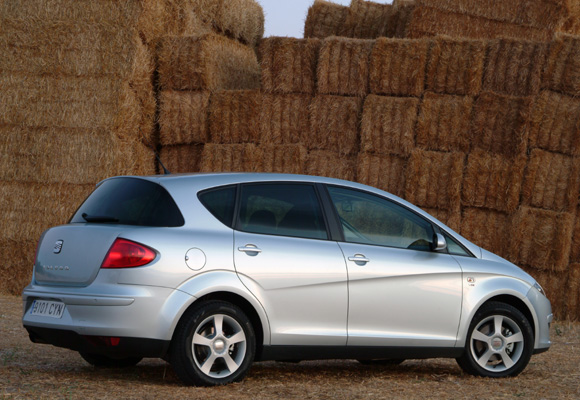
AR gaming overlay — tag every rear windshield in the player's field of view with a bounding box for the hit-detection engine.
[70,178,184,227]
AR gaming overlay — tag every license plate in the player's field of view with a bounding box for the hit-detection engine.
[29,300,65,319]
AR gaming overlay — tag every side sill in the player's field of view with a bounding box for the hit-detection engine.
[257,345,464,362]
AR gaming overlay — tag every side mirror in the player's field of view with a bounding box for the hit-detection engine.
[431,233,447,252]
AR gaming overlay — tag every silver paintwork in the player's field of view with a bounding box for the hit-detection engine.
[22,173,551,365]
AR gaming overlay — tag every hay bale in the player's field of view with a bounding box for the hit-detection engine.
[406,6,553,41]
[462,150,526,213]
[415,92,472,152]
[571,210,580,263]
[483,38,548,96]
[0,182,95,241]
[257,144,307,174]
[159,144,204,173]
[404,150,464,210]
[306,150,356,181]
[422,207,460,232]
[258,37,321,95]
[469,92,531,157]
[509,206,574,271]
[317,37,374,97]
[199,143,260,172]
[522,149,580,212]
[425,37,485,96]
[543,33,580,97]
[343,0,393,39]
[159,91,210,146]
[460,208,510,258]
[568,263,580,321]
[304,0,349,39]
[529,90,580,156]
[415,0,567,30]
[357,152,407,198]
[260,94,312,144]
[360,95,419,157]
[208,90,262,144]
[529,268,569,319]
[0,125,155,184]
[307,95,363,155]
[370,37,430,97]
[157,34,260,91]
[0,239,35,295]
[386,3,416,38]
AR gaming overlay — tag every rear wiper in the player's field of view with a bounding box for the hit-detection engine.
[81,213,119,223]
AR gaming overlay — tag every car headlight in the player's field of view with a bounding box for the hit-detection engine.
[534,282,546,296]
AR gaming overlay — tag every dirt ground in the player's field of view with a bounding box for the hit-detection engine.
[1,295,579,400]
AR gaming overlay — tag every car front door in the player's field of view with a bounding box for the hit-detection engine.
[233,183,348,346]
[325,185,463,348]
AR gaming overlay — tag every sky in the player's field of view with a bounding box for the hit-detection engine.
[257,0,392,38]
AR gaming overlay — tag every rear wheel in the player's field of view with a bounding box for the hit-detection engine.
[79,352,142,368]
[456,301,534,377]
[170,301,255,386]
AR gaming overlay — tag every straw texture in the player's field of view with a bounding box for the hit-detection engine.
[483,38,548,96]
[343,0,392,39]
[568,263,580,320]
[259,37,321,95]
[386,3,416,38]
[425,37,485,96]
[543,33,580,97]
[257,144,307,174]
[306,150,356,181]
[406,6,553,41]
[461,208,510,258]
[529,90,580,156]
[209,90,262,144]
[422,207,460,232]
[571,210,580,263]
[199,143,261,172]
[509,206,574,271]
[157,34,260,91]
[370,38,430,97]
[159,91,210,145]
[159,144,204,174]
[357,152,407,197]
[522,149,580,212]
[317,37,374,97]
[0,239,35,295]
[404,150,464,210]
[469,92,531,157]
[361,95,419,156]
[531,269,568,319]
[462,150,526,213]
[260,94,312,144]
[307,95,363,155]
[415,92,472,152]
[304,0,349,39]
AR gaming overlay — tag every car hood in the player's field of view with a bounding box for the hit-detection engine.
[480,248,536,286]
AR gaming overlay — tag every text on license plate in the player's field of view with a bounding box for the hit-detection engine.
[29,300,65,319]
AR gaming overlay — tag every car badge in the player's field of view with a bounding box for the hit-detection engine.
[53,240,64,254]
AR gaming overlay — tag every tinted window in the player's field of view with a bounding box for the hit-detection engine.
[328,186,434,251]
[198,186,236,227]
[444,233,470,256]
[239,184,327,240]
[71,178,184,227]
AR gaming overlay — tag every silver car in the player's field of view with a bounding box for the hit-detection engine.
[22,173,552,386]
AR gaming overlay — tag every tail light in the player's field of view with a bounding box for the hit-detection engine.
[101,239,156,269]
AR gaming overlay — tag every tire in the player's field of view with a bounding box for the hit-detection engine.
[456,301,534,378]
[357,359,404,366]
[170,300,256,386]
[79,352,142,368]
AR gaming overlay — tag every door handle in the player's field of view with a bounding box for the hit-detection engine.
[238,245,262,254]
[348,254,370,264]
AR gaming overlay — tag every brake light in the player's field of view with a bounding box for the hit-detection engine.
[101,239,156,269]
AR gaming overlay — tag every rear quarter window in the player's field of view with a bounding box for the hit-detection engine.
[70,178,184,227]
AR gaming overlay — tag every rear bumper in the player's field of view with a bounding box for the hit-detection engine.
[25,326,170,358]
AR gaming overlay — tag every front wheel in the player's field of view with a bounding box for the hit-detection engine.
[170,301,256,386]
[456,301,534,378]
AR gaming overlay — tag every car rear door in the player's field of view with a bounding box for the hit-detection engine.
[233,183,348,346]
[325,185,463,348]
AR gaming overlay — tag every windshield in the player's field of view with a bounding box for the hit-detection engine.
[70,178,184,227]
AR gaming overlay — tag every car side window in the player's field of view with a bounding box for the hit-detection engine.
[327,186,434,251]
[444,233,471,256]
[198,186,236,227]
[238,184,328,240]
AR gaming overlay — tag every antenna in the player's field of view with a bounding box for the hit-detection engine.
[154,151,171,175]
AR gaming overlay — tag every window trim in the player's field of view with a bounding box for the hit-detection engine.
[234,182,332,241]
[197,184,238,228]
